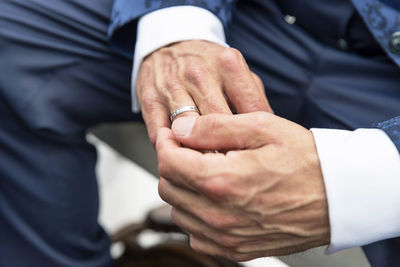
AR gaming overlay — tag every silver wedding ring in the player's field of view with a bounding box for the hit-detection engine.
[170,106,200,122]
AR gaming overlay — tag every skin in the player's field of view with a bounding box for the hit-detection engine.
[156,113,330,262]
[136,40,272,145]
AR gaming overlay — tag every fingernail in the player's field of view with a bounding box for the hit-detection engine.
[172,116,197,137]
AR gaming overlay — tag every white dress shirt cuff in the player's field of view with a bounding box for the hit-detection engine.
[310,128,400,254]
[131,6,228,112]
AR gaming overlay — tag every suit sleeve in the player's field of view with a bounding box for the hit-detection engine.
[376,116,400,153]
[108,0,237,58]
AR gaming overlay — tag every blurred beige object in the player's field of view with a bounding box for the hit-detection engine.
[91,123,158,177]
[89,134,163,233]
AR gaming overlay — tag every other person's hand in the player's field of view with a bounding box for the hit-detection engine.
[136,40,272,145]
[156,112,330,261]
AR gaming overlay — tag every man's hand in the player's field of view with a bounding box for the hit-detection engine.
[136,40,272,145]
[156,112,330,261]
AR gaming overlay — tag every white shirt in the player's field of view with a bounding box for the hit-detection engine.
[133,6,400,253]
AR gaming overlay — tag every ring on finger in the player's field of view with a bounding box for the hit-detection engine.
[170,106,200,122]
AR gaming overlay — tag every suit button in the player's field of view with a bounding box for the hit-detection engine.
[390,32,400,54]
[284,15,296,24]
[337,38,348,50]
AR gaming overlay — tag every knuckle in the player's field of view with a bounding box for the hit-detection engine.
[205,212,240,230]
[256,113,274,135]
[140,88,159,109]
[157,179,168,203]
[252,72,263,83]
[250,112,270,130]
[258,111,272,121]
[204,214,225,229]
[165,79,183,95]
[140,89,155,107]
[170,207,179,224]
[149,133,158,147]
[184,62,207,88]
[157,154,169,177]
[217,48,244,69]
[217,234,241,249]
[201,173,243,203]
[202,177,229,201]
[189,237,202,252]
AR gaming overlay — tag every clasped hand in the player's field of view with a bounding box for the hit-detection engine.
[138,40,330,261]
[156,113,330,261]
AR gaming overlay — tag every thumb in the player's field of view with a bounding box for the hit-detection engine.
[171,112,272,151]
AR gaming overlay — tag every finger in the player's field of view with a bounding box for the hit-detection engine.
[158,178,203,217]
[172,207,280,241]
[158,178,249,229]
[142,100,169,146]
[137,74,170,146]
[163,78,201,120]
[219,49,270,113]
[250,72,273,113]
[173,204,306,256]
[182,63,232,115]
[172,208,258,249]
[171,113,273,150]
[159,178,220,226]
[156,128,227,191]
[190,235,265,262]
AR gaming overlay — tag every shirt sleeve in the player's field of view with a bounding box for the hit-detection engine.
[131,6,228,112]
[108,0,236,59]
[310,128,400,254]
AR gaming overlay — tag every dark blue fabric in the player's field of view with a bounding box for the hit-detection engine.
[363,238,400,267]
[0,97,113,267]
[226,0,400,130]
[0,0,140,266]
[351,0,400,66]
[277,0,384,57]
[381,0,400,10]
[350,0,400,158]
[376,116,400,152]
[108,0,237,58]
[108,0,400,64]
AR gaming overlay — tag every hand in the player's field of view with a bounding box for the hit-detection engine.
[136,40,272,145]
[156,112,330,261]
